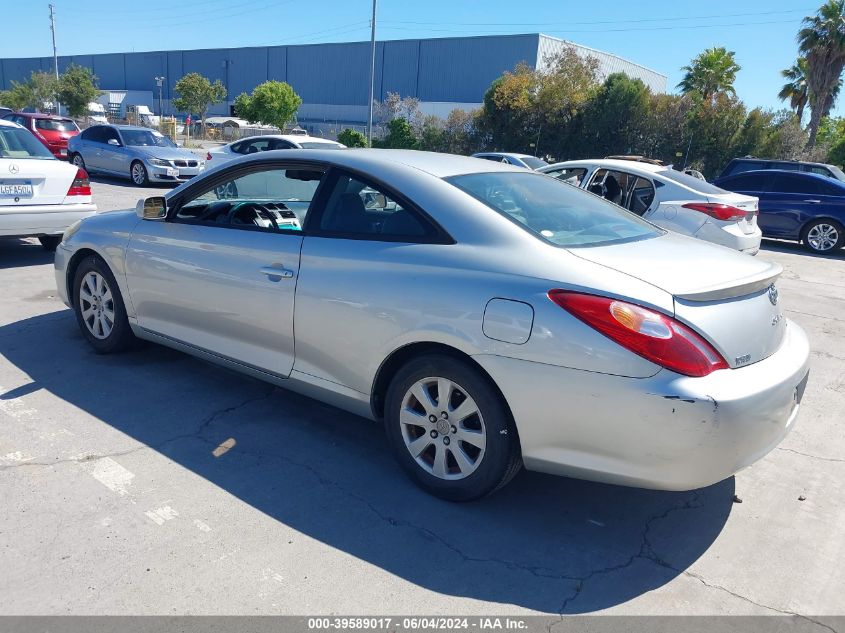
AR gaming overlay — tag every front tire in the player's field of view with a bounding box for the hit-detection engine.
[384,354,521,501]
[802,219,844,253]
[131,161,149,186]
[72,256,136,353]
[38,235,62,251]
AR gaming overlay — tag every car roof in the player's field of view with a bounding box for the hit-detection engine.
[0,118,22,128]
[17,112,73,120]
[475,152,534,159]
[542,158,666,174]
[231,134,342,145]
[209,148,527,179]
[729,157,834,168]
[720,169,845,184]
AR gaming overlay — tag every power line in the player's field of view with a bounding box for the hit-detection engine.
[379,7,815,28]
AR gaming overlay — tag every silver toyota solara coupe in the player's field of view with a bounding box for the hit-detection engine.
[54,149,811,501]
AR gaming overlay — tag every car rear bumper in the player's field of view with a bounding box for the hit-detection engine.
[473,319,810,491]
[694,220,762,253]
[0,203,97,237]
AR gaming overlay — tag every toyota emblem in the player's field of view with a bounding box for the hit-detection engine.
[8,163,19,174]
[768,283,779,306]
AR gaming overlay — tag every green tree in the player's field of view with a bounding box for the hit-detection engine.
[798,0,845,147]
[375,118,419,149]
[233,81,302,131]
[172,72,227,135]
[684,94,747,178]
[779,58,810,122]
[678,47,741,101]
[0,71,58,112]
[337,128,367,147]
[58,65,101,118]
[578,73,651,157]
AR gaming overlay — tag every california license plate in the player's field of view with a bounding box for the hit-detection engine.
[59,149,67,156]
[166,168,179,177]
[0,182,33,198]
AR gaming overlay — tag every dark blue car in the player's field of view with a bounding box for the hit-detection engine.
[714,169,845,254]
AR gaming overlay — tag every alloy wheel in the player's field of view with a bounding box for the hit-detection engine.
[79,271,115,340]
[807,223,840,252]
[72,154,85,169]
[131,163,147,185]
[399,377,486,480]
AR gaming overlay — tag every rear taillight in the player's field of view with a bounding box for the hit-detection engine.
[66,168,91,197]
[682,202,746,222]
[548,290,729,377]
[206,152,212,160]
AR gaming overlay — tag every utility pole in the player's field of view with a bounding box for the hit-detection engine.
[366,0,377,146]
[49,4,60,115]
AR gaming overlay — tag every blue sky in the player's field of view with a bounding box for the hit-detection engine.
[4,0,831,114]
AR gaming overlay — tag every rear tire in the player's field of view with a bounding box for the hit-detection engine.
[72,256,136,354]
[384,354,521,501]
[131,161,149,186]
[71,153,86,171]
[38,235,62,251]
[801,219,844,253]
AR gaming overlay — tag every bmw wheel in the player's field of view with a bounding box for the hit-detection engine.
[71,153,86,171]
[131,161,149,186]
[72,256,136,353]
[384,354,521,501]
[802,219,844,253]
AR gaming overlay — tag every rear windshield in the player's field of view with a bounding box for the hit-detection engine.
[298,142,344,149]
[447,171,661,247]
[655,168,728,194]
[121,129,175,148]
[520,156,548,169]
[0,127,55,159]
[35,118,79,132]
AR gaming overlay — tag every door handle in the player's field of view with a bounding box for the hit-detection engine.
[804,199,821,204]
[260,266,294,280]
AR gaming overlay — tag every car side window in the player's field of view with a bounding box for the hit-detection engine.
[770,175,833,196]
[82,127,103,143]
[316,172,437,240]
[547,167,587,186]
[723,173,768,191]
[270,139,295,149]
[587,169,630,207]
[728,161,764,176]
[174,166,326,233]
[103,128,121,145]
[236,138,273,155]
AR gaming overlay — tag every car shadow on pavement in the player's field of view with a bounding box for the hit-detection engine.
[761,238,845,260]
[0,238,54,269]
[0,310,735,614]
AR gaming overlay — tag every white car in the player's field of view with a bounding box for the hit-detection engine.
[206,134,345,165]
[540,159,762,254]
[0,119,96,250]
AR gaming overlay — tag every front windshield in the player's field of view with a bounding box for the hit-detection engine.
[120,129,176,148]
[0,127,55,159]
[447,171,661,247]
[521,156,548,169]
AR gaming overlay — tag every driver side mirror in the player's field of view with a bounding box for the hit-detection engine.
[136,196,167,220]
[107,138,120,146]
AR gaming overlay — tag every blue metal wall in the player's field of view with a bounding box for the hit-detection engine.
[1,34,666,121]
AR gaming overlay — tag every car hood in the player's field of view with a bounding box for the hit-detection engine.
[130,146,200,161]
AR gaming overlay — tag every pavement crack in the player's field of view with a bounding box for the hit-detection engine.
[777,447,845,463]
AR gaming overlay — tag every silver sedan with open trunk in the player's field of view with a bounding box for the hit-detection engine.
[54,149,810,501]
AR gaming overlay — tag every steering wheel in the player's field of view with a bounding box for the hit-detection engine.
[227,201,271,226]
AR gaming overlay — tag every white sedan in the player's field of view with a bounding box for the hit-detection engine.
[206,134,345,165]
[0,119,96,250]
[540,158,762,254]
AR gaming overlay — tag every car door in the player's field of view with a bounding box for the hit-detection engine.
[124,161,327,377]
[714,171,777,232]
[765,174,844,238]
[99,127,131,176]
[79,126,108,172]
[293,169,451,393]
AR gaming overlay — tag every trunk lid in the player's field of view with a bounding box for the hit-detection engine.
[0,158,76,207]
[707,191,759,234]
[569,232,786,368]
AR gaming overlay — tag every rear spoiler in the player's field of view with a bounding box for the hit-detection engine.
[674,262,782,302]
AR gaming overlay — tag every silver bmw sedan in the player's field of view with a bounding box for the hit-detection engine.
[54,149,810,501]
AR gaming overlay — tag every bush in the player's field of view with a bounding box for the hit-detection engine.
[338,128,367,147]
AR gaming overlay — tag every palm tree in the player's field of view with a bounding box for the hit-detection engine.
[778,58,810,122]
[677,47,741,100]
[798,0,845,148]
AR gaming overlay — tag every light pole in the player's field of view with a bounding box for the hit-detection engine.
[49,4,60,115]
[366,0,377,145]
[154,76,165,116]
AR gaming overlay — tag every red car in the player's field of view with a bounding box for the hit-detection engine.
[1,112,80,159]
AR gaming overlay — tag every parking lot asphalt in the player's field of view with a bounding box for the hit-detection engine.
[0,178,843,619]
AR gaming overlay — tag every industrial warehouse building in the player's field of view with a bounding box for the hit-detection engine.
[0,33,666,132]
